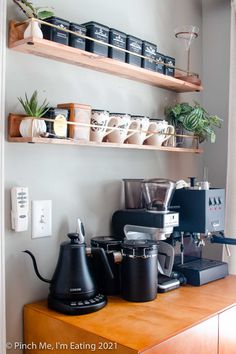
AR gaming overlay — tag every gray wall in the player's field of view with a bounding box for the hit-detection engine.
[201,0,230,260]
[202,0,230,187]
[5,0,202,351]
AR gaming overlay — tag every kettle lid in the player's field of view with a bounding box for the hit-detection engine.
[67,232,84,244]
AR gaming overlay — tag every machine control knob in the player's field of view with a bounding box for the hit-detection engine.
[218,197,223,205]
[209,197,215,206]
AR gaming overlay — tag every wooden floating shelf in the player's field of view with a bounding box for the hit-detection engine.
[9,21,203,93]
[8,114,203,154]
[8,136,203,154]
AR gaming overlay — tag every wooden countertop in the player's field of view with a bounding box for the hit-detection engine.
[24,275,236,352]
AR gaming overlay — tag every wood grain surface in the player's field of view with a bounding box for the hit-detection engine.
[24,276,236,353]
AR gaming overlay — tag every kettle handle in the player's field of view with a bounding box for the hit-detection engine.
[23,250,51,283]
[91,248,114,280]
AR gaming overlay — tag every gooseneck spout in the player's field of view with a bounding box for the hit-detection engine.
[23,250,51,283]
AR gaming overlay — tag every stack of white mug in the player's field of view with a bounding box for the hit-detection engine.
[89,110,175,146]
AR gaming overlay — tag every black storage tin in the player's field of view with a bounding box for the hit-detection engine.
[126,35,142,67]
[41,16,70,45]
[165,55,175,77]
[121,240,158,302]
[142,41,157,71]
[83,21,109,57]
[44,108,69,138]
[69,23,86,50]
[109,28,126,62]
[156,52,165,74]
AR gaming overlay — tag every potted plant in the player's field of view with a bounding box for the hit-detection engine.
[18,90,49,137]
[13,0,54,38]
[164,102,222,147]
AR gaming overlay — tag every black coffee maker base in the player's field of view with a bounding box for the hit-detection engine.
[48,294,107,315]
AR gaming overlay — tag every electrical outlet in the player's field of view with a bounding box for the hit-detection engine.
[32,200,52,238]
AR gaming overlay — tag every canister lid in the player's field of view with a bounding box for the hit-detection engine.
[82,21,110,30]
[69,23,86,29]
[91,236,123,251]
[164,55,175,61]
[45,16,70,25]
[109,28,127,36]
[127,35,143,43]
[121,239,158,257]
[142,40,157,48]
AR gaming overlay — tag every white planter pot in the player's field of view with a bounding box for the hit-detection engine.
[19,117,47,138]
[23,21,43,39]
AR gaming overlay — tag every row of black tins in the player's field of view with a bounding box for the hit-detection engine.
[41,17,175,76]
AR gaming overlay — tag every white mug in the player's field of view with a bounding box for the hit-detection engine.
[106,113,138,144]
[127,116,153,145]
[90,110,116,143]
[145,120,175,146]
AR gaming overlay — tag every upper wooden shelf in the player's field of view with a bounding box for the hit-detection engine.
[9,21,203,93]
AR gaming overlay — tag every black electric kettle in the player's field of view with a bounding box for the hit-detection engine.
[24,219,113,315]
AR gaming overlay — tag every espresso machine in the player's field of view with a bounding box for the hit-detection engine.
[169,183,232,286]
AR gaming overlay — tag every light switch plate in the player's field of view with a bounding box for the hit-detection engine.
[32,200,52,238]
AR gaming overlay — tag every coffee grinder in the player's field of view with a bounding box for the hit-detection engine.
[113,179,179,241]
[112,179,180,291]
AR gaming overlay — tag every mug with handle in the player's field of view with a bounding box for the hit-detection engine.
[90,109,118,143]
[145,121,175,146]
[127,116,154,145]
[105,113,139,144]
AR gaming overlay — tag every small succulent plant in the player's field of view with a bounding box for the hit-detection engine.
[13,0,54,20]
[18,90,49,117]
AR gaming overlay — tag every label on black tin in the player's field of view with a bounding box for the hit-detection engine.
[74,30,84,43]
[130,41,142,53]
[113,34,126,48]
[157,56,164,63]
[167,59,174,66]
[145,46,156,59]
[94,28,108,42]
[56,24,67,39]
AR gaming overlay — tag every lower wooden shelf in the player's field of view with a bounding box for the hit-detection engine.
[8,113,203,153]
[8,136,203,154]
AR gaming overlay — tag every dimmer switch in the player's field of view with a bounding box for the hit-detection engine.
[32,200,52,238]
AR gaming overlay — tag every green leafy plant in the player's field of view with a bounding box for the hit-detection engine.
[164,102,222,143]
[18,90,49,117]
[13,0,54,20]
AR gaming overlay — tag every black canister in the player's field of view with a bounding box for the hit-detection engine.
[142,41,157,71]
[121,240,158,302]
[90,236,122,295]
[126,35,142,67]
[43,108,69,138]
[83,21,109,57]
[156,52,165,74]
[41,17,70,45]
[165,55,175,77]
[69,23,86,50]
[109,28,126,62]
